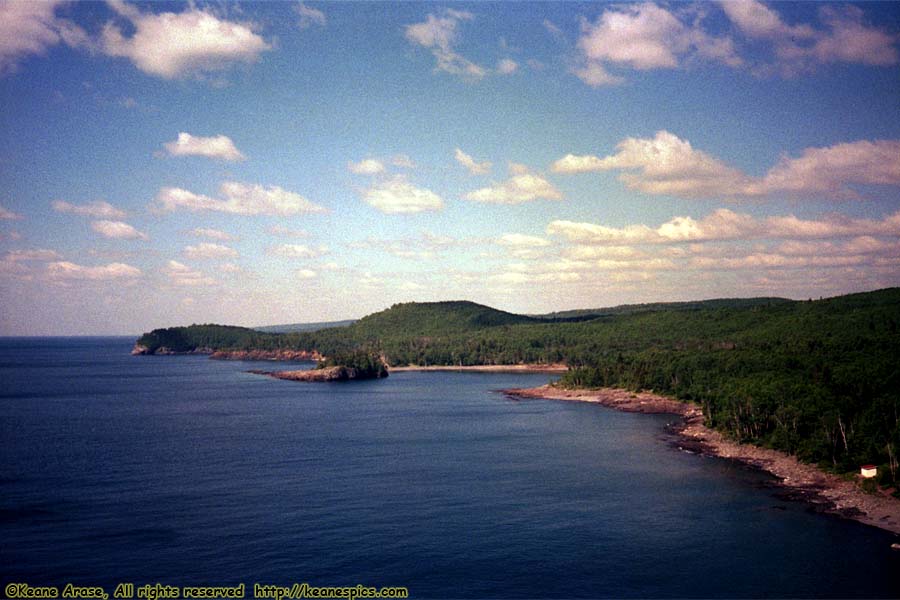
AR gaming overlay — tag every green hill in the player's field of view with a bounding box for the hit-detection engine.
[352,300,538,336]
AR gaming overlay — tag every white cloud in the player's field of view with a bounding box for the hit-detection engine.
[348,158,385,175]
[52,200,126,219]
[392,154,416,169]
[465,166,562,204]
[1,248,62,277]
[0,1,89,75]
[719,1,898,75]
[163,132,245,161]
[183,242,238,260]
[4,249,61,262]
[219,262,243,274]
[267,225,309,238]
[163,260,216,287]
[718,0,814,41]
[295,3,326,29]
[454,148,492,175]
[268,244,327,259]
[0,204,23,220]
[571,62,623,87]
[574,3,740,86]
[296,268,317,279]
[92,220,148,240]
[47,260,141,281]
[362,176,444,214]
[758,139,900,198]
[404,9,486,80]
[552,131,900,199]
[547,208,900,246]
[811,6,899,67]
[154,181,326,216]
[497,58,518,74]
[498,233,550,248]
[191,227,234,241]
[101,1,270,79]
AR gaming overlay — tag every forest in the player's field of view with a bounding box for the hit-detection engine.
[136,288,900,489]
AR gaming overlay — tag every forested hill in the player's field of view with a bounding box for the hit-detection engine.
[534,296,792,320]
[136,290,900,486]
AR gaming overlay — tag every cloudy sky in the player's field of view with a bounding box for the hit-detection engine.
[1,1,899,335]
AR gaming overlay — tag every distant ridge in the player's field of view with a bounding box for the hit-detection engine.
[533,297,792,321]
[254,319,356,334]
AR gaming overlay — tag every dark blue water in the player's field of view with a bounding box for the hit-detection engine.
[1,338,899,598]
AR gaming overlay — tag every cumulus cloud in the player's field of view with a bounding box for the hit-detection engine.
[573,3,740,86]
[720,1,898,75]
[52,200,126,219]
[552,131,900,199]
[465,165,562,204]
[758,139,900,198]
[101,0,270,79]
[362,176,444,214]
[183,242,238,260]
[296,268,317,279]
[163,132,245,161]
[47,260,141,281]
[0,0,89,75]
[268,244,327,259]
[455,148,492,175]
[295,3,326,29]
[0,204,23,220]
[348,158,385,175]
[404,9,486,80]
[92,220,148,240]
[163,260,216,287]
[547,208,900,245]
[552,131,753,197]
[568,2,897,85]
[191,228,234,241]
[154,181,326,216]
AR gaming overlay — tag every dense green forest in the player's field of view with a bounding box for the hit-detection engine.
[136,289,900,488]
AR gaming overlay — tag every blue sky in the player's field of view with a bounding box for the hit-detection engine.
[1,1,899,335]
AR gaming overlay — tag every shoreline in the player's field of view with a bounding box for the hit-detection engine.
[390,364,568,373]
[503,384,900,537]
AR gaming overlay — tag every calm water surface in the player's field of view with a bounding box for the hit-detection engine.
[1,337,899,598]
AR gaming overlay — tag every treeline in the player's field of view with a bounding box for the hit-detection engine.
[316,351,388,379]
[136,290,900,487]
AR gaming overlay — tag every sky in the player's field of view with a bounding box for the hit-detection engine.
[1,1,899,335]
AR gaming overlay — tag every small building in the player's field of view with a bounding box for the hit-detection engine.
[860,465,877,478]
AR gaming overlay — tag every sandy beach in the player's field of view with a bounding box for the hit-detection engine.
[503,384,900,537]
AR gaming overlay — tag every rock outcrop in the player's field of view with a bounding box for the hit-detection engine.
[131,344,214,356]
[210,349,323,361]
[249,365,388,382]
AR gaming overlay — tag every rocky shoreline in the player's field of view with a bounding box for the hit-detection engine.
[131,344,322,362]
[249,365,387,382]
[503,384,900,537]
[390,363,567,373]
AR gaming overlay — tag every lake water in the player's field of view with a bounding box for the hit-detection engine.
[1,337,899,598]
